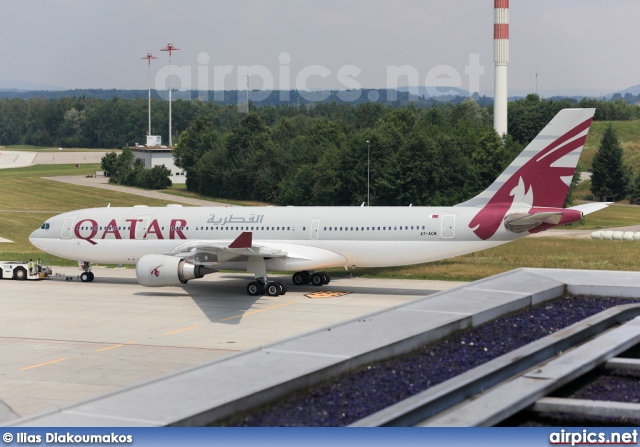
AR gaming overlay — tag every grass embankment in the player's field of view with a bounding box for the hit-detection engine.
[581,120,640,172]
[0,164,176,266]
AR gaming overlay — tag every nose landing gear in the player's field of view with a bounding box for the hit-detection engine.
[78,261,94,282]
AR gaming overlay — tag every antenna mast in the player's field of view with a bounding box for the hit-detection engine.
[141,53,157,136]
[160,43,180,147]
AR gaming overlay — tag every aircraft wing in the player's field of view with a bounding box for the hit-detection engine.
[165,232,288,264]
[568,202,612,216]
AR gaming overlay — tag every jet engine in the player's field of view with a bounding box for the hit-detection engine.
[136,254,211,287]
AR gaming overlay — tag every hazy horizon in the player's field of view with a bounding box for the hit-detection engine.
[2,0,638,97]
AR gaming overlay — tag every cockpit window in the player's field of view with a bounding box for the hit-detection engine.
[40,223,51,230]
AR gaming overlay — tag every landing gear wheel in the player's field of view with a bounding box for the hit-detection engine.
[311,272,325,287]
[247,281,263,296]
[265,282,280,297]
[276,282,287,295]
[323,273,331,285]
[87,272,95,282]
[292,272,310,285]
[80,272,91,282]
[13,267,27,281]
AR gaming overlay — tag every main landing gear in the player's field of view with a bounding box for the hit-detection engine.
[78,261,94,283]
[292,271,331,286]
[245,258,287,297]
[244,261,329,296]
[246,279,287,297]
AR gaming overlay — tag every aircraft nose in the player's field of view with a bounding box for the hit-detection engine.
[29,228,39,246]
[29,226,45,250]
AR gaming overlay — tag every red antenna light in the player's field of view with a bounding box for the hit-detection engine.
[142,52,158,66]
[160,43,180,56]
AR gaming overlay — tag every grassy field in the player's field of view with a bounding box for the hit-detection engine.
[340,237,639,282]
[581,120,640,172]
[163,184,270,206]
[1,158,639,278]
[0,164,180,266]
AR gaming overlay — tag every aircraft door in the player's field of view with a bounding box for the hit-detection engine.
[61,217,75,239]
[310,220,320,240]
[441,215,455,239]
[136,217,150,240]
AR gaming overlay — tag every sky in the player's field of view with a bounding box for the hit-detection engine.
[1,0,639,96]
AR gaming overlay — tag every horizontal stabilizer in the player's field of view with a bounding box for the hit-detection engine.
[568,202,612,216]
[504,212,563,233]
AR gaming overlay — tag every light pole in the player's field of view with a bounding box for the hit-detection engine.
[366,140,370,206]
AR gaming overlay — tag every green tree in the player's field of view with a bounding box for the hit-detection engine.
[173,115,220,191]
[100,152,118,177]
[109,147,144,186]
[140,165,173,190]
[590,125,631,200]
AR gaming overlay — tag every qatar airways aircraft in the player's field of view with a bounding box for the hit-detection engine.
[30,108,606,296]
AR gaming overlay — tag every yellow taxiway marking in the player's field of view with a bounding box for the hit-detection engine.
[95,340,137,352]
[305,291,351,299]
[164,326,198,335]
[96,344,123,352]
[20,358,66,371]
[221,302,295,321]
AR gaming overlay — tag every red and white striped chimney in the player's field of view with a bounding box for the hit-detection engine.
[494,0,509,136]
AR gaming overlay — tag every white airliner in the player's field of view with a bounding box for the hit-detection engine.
[30,108,607,296]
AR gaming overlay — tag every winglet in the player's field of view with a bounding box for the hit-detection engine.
[229,232,252,249]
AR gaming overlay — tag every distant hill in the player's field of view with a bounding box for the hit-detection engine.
[607,83,640,98]
[0,88,483,107]
[0,80,61,91]
[1,85,635,105]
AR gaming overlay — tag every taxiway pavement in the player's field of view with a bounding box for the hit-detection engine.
[0,151,107,170]
[0,267,465,419]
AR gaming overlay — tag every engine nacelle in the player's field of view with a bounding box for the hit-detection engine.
[136,254,207,287]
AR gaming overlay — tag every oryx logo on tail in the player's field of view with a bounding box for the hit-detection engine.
[466,110,594,240]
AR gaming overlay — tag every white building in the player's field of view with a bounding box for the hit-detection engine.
[131,135,186,184]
